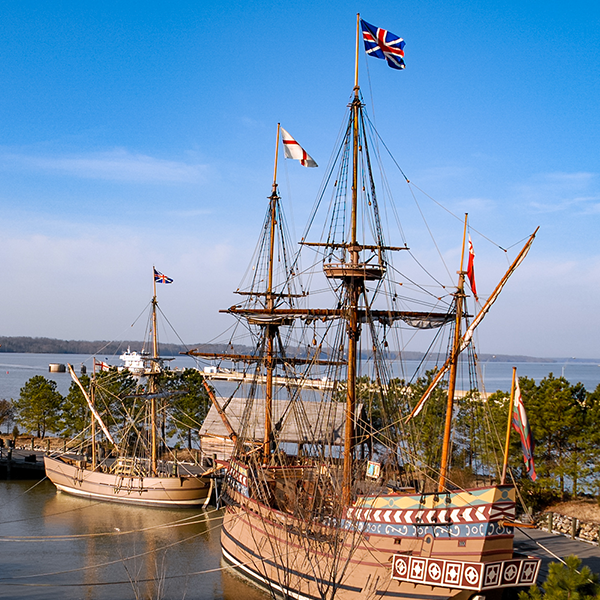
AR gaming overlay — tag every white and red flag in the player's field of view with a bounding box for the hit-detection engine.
[281,128,318,168]
[466,235,478,301]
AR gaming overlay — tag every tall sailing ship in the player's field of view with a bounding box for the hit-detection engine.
[44,269,214,507]
[192,16,541,600]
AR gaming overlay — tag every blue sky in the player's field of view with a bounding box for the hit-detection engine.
[0,1,599,358]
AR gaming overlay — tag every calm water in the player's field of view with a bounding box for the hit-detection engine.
[0,479,269,600]
[0,353,203,402]
[0,353,270,599]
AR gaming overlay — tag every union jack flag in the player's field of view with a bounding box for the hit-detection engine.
[153,268,173,284]
[361,19,405,70]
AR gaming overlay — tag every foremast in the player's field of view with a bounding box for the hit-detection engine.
[187,124,302,463]
[263,124,281,463]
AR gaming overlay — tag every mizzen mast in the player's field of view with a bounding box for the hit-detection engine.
[438,215,468,492]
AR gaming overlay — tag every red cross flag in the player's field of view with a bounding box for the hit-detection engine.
[281,128,318,168]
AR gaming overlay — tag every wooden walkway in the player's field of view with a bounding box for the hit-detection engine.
[515,527,600,579]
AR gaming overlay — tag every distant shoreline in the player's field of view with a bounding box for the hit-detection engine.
[0,336,595,364]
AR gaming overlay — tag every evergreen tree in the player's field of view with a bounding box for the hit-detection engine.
[0,399,14,433]
[527,374,586,498]
[13,376,63,438]
[404,369,448,488]
[162,369,210,450]
[60,374,91,438]
[518,556,600,600]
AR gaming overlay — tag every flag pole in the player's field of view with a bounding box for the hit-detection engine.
[354,13,360,90]
[272,123,280,193]
[501,366,517,484]
[152,265,157,300]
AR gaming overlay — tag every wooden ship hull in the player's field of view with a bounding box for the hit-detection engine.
[44,455,212,507]
[221,464,540,599]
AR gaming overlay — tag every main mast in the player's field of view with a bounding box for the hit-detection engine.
[150,268,159,476]
[341,18,362,505]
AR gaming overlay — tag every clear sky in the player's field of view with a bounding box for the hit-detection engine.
[0,1,599,359]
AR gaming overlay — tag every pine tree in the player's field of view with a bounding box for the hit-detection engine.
[519,556,600,600]
[13,376,63,438]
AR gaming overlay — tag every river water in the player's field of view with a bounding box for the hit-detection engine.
[0,478,271,600]
[1,353,599,403]
[1,353,600,599]
[0,353,269,600]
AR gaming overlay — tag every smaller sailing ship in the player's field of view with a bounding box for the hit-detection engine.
[44,268,215,507]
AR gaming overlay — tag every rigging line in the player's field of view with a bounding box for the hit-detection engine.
[2,516,287,587]
[409,182,509,253]
[362,114,515,256]
[297,114,351,246]
[504,233,535,252]
[406,181,454,283]
[155,305,190,353]
[387,262,453,305]
[281,153,300,258]
[364,43,376,126]
[199,322,237,346]
[129,300,153,330]
[363,111,410,183]
[14,476,49,497]
[406,250,451,291]
[0,526,214,582]
[516,527,570,568]
[362,112,486,249]
[0,554,234,587]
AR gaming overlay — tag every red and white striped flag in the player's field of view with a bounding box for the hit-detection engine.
[281,127,318,168]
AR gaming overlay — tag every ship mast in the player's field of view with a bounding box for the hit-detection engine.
[150,268,159,476]
[438,215,468,492]
[340,16,363,506]
[263,124,281,463]
[90,370,97,470]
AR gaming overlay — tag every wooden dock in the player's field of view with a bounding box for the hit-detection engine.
[0,448,46,479]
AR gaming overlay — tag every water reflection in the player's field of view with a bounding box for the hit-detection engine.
[0,479,269,600]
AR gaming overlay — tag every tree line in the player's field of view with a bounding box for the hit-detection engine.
[2,368,211,452]
[0,336,243,355]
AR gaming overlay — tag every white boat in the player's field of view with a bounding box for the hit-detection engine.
[119,348,150,375]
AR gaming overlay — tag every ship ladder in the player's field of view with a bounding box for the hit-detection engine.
[73,466,84,487]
